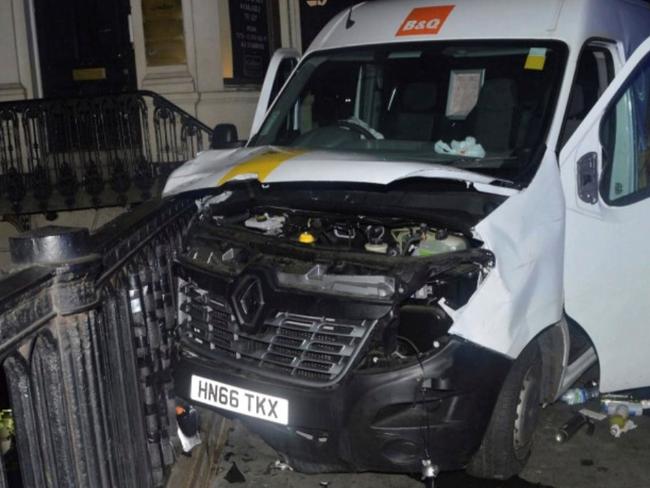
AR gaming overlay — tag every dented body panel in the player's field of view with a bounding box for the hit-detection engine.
[163,147,514,197]
[449,149,565,358]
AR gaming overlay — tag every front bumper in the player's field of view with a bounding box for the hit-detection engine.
[174,336,511,473]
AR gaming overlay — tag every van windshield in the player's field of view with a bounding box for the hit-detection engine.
[252,41,568,184]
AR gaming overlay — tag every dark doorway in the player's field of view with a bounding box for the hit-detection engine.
[299,0,361,50]
[34,0,137,98]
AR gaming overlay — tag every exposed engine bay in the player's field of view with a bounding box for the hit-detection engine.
[240,207,470,257]
[177,185,498,375]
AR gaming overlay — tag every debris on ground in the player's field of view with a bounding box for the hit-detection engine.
[608,403,638,438]
[578,408,607,422]
[601,398,646,416]
[555,412,594,443]
[207,413,650,488]
[556,382,650,440]
[224,462,246,483]
[609,417,637,438]
[269,459,294,472]
[561,385,599,405]
[600,394,649,438]
[176,405,202,452]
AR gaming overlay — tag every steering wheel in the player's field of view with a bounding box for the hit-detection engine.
[336,120,380,140]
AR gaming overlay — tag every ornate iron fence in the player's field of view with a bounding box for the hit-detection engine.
[0,91,212,215]
[0,195,196,487]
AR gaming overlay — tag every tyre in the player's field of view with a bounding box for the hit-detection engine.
[467,341,542,479]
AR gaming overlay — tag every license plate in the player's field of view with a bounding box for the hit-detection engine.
[190,375,289,425]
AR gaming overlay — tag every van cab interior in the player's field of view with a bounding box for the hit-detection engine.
[254,41,568,183]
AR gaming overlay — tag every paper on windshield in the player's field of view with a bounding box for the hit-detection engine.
[446,69,484,119]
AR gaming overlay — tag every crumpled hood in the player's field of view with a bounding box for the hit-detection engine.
[162,146,517,197]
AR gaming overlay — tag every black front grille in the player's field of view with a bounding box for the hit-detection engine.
[178,279,376,384]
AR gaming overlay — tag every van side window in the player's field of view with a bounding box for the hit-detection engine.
[560,45,615,147]
[600,58,650,205]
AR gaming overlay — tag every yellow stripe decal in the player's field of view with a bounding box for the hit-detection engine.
[218,149,305,185]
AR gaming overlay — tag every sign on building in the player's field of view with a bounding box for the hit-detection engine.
[228,0,272,83]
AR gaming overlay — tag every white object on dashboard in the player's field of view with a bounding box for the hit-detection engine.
[434,137,486,158]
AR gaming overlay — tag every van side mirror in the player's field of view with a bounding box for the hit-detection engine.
[211,123,242,149]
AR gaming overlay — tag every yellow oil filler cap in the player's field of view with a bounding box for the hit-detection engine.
[298,232,316,244]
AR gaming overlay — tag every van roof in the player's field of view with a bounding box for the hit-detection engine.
[307,0,650,57]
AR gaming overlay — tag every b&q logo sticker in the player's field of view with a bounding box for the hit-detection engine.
[396,6,455,36]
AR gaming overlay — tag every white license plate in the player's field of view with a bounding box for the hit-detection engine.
[190,375,289,425]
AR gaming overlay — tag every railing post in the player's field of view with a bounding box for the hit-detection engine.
[6,226,123,488]
[0,199,193,488]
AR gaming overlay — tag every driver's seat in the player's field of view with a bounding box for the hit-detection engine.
[382,82,438,141]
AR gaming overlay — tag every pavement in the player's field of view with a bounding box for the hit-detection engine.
[204,401,650,488]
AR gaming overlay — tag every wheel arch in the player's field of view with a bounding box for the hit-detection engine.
[525,315,601,403]
[527,319,569,404]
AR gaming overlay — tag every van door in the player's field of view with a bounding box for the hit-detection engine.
[560,37,650,392]
[251,49,300,138]
[559,42,617,148]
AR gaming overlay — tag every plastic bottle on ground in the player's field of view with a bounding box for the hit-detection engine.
[561,386,599,405]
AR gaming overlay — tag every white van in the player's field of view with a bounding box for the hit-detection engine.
[166,0,650,479]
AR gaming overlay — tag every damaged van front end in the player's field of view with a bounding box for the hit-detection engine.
[167,16,571,478]
[169,143,565,474]
[171,186,505,472]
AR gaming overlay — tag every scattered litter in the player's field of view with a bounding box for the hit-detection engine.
[269,459,294,472]
[555,412,594,443]
[578,408,607,422]
[610,418,637,438]
[557,385,649,439]
[561,386,599,405]
[608,403,639,438]
[601,398,646,416]
[601,393,650,408]
[176,405,201,452]
[225,462,246,483]
[319,482,330,487]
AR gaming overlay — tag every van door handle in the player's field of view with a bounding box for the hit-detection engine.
[577,152,598,204]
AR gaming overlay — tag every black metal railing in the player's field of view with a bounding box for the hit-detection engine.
[0,91,212,215]
[0,195,197,487]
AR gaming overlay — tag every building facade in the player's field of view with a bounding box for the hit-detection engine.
[1,0,361,136]
[0,0,359,269]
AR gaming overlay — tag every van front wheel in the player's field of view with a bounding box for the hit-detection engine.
[467,342,542,479]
